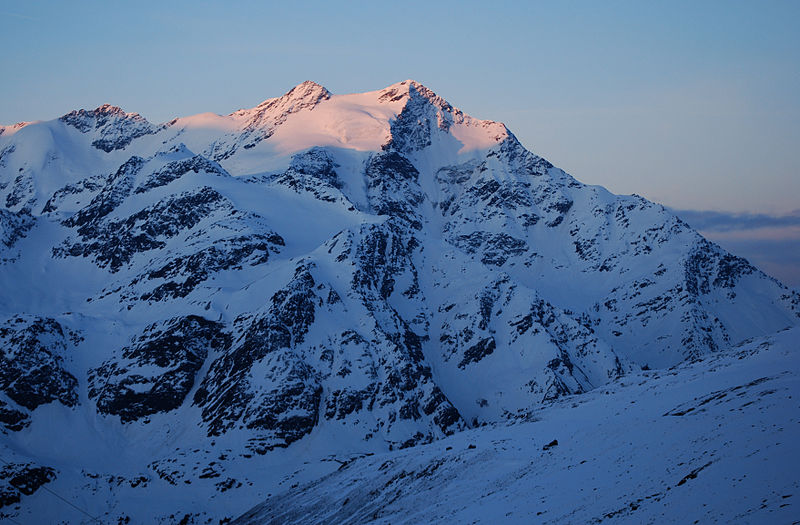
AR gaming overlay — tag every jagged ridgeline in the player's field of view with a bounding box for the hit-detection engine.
[0,80,797,522]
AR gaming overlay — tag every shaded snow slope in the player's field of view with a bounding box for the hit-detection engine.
[236,327,800,525]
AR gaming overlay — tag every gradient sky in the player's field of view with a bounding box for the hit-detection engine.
[1,0,798,283]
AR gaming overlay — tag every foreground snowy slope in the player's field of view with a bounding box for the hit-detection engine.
[0,80,798,522]
[236,327,800,524]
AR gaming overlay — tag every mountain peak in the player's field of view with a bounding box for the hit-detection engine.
[293,80,329,91]
[253,81,331,110]
[56,104,155,152]
[379,79,438,102]
[377,80,464,122]
[60,103,147,125]
[373,79,511,155]
[385,78,427,90]
[0,120,35,137]
[93,103,128,116]
[394,79,426,90]
[285,80,331,99]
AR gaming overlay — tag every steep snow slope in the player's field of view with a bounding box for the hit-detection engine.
[236,327,800,524]
[0,80,798,523]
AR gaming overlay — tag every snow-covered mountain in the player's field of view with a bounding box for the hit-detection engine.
[0,80,797,523]
[236,326,800,525]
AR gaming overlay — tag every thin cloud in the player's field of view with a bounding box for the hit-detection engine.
[672,209,800,233]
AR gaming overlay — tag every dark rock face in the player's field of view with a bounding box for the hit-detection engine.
[285,147,341,188]
[137,231,284,302]
[458,178,535,215]
[685,238,755,295]
[453,231,527,267]
[194,263,322,447]
[273,147,344,203]
[57,186,230,271]
[0,463,56,508]
[63,156,144,229]
[384,82,453,154]
[458,337,496,369]
[351,219,421,301]
[0,209,34,261]
[333,221,466,441]
[3,171,35,211]
[0,399,28,432]
[88,316,230,423]
[192,222,466,451]
[365,152,424,229]
[60,104,156,152]
[0,316,79,427]
[0,144,14,167]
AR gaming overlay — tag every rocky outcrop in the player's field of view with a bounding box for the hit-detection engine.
[0,462,56,509]
[57,186,231,271]
[89,316,230,422]
[0,209,34,261]
[0,316,79,431]
[194,262,324,448]
[61,104,156,152]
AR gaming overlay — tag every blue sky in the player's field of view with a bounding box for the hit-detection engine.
[1,0,798,283]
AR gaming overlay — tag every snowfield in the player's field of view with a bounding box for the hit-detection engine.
[236,327,800,525]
